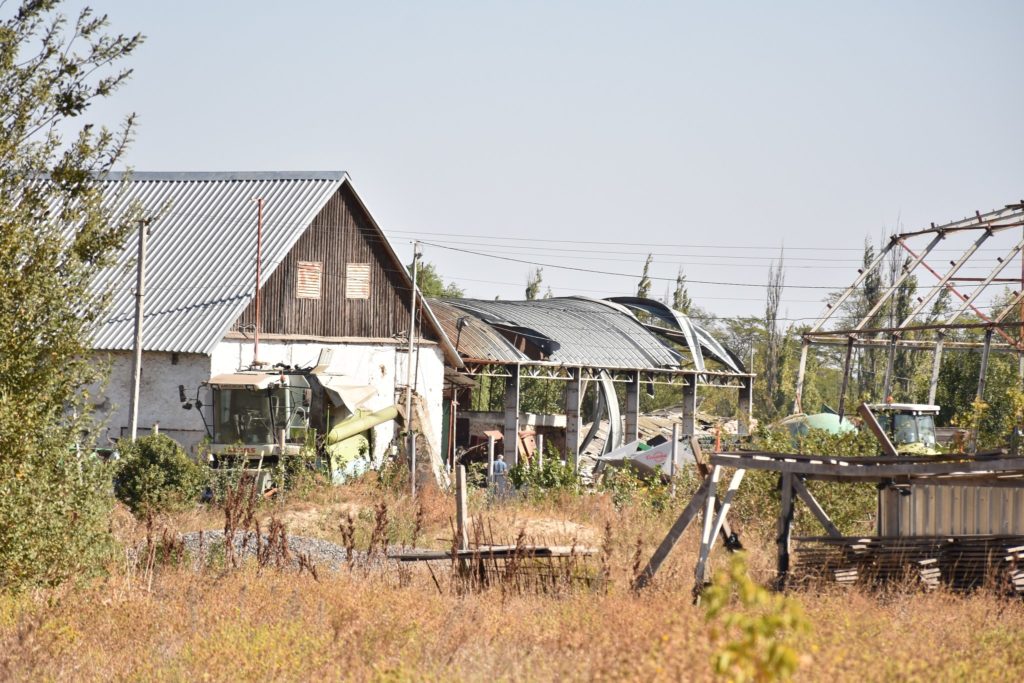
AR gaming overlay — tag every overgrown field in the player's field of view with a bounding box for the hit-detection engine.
[2,474,1024,682]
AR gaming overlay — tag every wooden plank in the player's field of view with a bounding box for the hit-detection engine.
[711,469,746,543]
[455,465,469,551]
[691,436,741,547]
[694,465,723,588]
[710,453,1024,479]
[791,475,842,538]
[777,472,795,586]
[633,476,712,590]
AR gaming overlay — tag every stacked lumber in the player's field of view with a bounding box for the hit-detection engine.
[792,535,1024,594]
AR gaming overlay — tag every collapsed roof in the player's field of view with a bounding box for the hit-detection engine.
[428,295,745,374]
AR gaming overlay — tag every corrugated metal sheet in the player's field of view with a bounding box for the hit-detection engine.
[90,172,346,354]
[879,483,1024,536]
[442,297,681,369]
[428,299,526,363]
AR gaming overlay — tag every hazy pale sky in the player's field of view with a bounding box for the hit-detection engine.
[80,1,1024,322]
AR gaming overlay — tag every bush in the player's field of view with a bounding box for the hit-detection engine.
[0,445,115,591]
[115,435,207,516]
[508,452,580,496]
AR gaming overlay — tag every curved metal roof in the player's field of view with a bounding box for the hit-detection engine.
[441,297,681,370]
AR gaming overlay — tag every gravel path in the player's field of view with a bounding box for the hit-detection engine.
[179,530,401,572]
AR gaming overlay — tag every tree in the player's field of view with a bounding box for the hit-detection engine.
[761,251,788,419]
[408,260,464,298]
[0,2,143,590]
[672,266,692,314]
[525,267,543,300]
[637,254,653,299]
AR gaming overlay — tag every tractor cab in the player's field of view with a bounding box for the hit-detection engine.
[865,403,940,454]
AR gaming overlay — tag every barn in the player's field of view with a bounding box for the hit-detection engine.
[87,171,458,466]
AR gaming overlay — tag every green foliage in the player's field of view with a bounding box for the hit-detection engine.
[672,266,692,314]
[0,441,115,591]
[525,267,543,300]
[115,435,207,516]
[597,463,673,512]
[703,553,810,682]
[408,260,463,298]
[508,450,579,496]
[0,1,142,590]
[735,426,879,535]
[637,254,653,299]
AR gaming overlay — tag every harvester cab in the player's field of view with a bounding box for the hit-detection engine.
[187,362,397,491]
[863,403,941,455]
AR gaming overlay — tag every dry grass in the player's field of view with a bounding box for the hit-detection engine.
[2,477,1024,681]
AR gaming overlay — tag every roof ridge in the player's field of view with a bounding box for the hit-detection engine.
[98,171,347,182]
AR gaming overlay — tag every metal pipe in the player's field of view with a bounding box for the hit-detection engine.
[807,236,897,335]
[856,232,944,331]
[253,198,263,366]
[128,218,149,441]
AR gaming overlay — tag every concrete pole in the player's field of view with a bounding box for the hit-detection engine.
[565,368,582,469]
[487,434,496,486]
[503,365,521,466]
[624,370,640,443]
[928,335,945,405]
[405,241,421,497]
[128,219,149,441]
[793,338,809,414]
[681,377,697,437]
[536,433,544,469]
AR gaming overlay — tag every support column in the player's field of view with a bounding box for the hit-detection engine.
[681,376,697,437]
[777,472,795,588]
[793,338,809,414]
[624,370,640,443]
[565,367,582,469]
[977,328,994,401]
[738,377,753,437]
[503,364,520,466]
[837,336,855,423]
[928,335,945,405]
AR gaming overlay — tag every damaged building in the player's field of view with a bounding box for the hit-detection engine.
[428,295,753,475]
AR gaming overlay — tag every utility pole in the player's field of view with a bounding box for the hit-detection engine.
[128,218,151,441]
[405,241,421,496]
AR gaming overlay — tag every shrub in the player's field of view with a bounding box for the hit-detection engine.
[703,553,810,682]
[508,451,580,496]
[115,435,207,516]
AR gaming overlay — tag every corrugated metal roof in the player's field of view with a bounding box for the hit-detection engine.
[90,172,347,354]
[428,299,527,363]
[442,297,681,369]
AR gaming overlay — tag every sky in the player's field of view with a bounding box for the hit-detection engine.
[76,1,1024,323]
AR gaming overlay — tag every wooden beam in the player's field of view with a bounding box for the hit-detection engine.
[694,465,722,589]
[777,472,795,587]
[633,476,712,590]
[791,475,841,538]
[858,403,899,457]
[691,435,741,547]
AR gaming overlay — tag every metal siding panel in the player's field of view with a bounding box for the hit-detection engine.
[90,173,347,354]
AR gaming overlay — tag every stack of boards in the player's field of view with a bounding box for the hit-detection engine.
[792,535,1024,594]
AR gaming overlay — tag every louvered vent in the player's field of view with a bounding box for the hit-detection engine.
[346,263,371,299]
[296,261,323,299]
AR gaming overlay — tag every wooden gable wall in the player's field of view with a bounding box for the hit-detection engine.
[232,183,421,340]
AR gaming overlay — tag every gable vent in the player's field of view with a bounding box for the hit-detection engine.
[296,261,323,299]
[346,263,371,299]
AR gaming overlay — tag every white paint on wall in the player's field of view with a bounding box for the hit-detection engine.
[90,339,446,466]
[88,351,211,454]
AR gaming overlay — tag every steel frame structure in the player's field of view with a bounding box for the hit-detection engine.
[793,202,1024,419]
